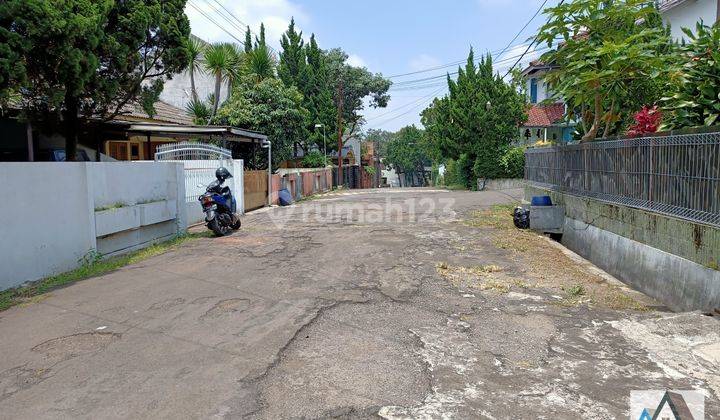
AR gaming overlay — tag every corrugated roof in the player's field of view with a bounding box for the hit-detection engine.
[525,102,565,127]
[118,100,193,125]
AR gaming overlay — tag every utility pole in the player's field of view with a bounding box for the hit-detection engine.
[336,80,344,187]
[374,137,380,188]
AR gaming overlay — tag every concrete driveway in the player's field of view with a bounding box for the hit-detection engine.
[0,188,718,419]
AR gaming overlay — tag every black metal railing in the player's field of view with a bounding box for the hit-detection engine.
[525,132,720,227]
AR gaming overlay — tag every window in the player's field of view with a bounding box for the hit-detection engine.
[130,144,140,160]
[108,141,129,160]
[530,78,538,103]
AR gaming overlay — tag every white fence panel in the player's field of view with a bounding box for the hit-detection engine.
[179,159,244,225]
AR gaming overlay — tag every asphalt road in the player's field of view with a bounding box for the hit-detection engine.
[0,188,718,419]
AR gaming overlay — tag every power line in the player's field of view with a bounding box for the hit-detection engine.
[494,0,549,60]
[372,87,447,128]
[366,89,446,122]
[387,0,551,80]
[187,1,246,45]
[204,0,278,54]
[502,0,565,79]
[388,44,552,90]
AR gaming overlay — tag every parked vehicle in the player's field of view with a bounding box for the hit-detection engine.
[38,148,91,162]
[198,167,241,236]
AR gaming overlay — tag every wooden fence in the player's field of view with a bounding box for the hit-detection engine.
[244,170,268,212]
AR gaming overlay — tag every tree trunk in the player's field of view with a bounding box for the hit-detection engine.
[64,93,79,161]
[190,68,198,102]
[601,99,616,139]
[581,93,602,142]
[211,71,221,119]
[227,78,233,102]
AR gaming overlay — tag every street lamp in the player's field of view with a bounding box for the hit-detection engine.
[314,123,327,166]
[261,139,272,206]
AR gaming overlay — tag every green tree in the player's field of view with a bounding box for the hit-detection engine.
[662,22,720,129]
[214,78,308,170]
[278,18,306,88]
[365,129,394,157]
[187,35,206,102]
[422,50,526,185]
[0,0,191,159]
[303,35,337,152]
[536,0,673,141]
[204,43,236,118]
[385,125,432,187]
[325,48,391,149]
[244,43,276,83]
[244,26,253,53]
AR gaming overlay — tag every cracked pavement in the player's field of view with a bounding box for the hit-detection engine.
[0,188,718,419]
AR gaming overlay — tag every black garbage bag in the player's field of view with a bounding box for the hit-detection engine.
[513,206,530,229]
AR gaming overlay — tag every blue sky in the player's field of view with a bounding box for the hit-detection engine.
[185,0,559,132]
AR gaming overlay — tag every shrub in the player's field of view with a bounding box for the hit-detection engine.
[626,106,662,137]
[662,22,720,129]
[301,151,326,168]
[500,146,525,178]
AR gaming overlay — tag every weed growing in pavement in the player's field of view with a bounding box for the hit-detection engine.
[462,204,656,312]
[0,232,211,312]
[566,284,586,297]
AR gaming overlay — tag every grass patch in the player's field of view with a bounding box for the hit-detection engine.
[601,290,650,311]
[0,232,210,312]
[444,184,468,191]
[565,284,586,297]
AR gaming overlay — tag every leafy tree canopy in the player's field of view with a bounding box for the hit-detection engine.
[536,0,673,141]
[422,50,526,184]
[661,22,720,129]
[384,125,433,186]
[325,48,392,141]
[0,0,191,158]
[213,78,308,170]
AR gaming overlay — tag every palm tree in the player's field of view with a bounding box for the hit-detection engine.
[185,98,211,125]
[223,43,243,99]
[203,42,234,118]
[243,43,276,83]
[186,36,206,103]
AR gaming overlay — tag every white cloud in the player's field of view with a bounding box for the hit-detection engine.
[347,54,367,68]
[186,0,309,49]
[409,54,442,72]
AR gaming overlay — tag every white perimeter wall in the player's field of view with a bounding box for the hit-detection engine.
[0,162,187,291]
[662,0,718,41]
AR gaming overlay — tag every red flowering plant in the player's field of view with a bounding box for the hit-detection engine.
[626,106,662,138]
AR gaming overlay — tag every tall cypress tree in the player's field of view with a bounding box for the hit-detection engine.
[304,34,336,153]
[244,26,252,53]
[278,18,306,89]
[426,49,526,184]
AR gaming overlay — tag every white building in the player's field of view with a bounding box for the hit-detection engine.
[659,0,719,41]
[159,35,229,112]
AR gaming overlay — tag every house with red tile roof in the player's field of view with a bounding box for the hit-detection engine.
[518,60,576,144]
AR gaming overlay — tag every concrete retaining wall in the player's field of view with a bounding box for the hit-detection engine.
[481,178,525,191]
[525,185,720,311]
[0,162,186,291]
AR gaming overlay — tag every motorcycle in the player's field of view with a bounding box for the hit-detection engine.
[198,167,241,236]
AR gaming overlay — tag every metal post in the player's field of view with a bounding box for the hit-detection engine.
[323,125,327,167]
[266,140,272,206]
[26,122,34,162]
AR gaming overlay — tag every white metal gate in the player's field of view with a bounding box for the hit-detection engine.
[155,143,244,224]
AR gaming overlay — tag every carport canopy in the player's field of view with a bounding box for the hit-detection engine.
[104,121,268,144]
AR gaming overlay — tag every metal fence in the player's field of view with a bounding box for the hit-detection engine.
[524,131,720,227]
